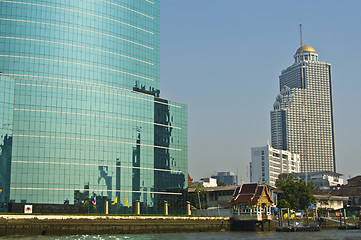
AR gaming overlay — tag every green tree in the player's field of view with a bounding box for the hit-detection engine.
[278,199,291,209]
[217,181,227,186]
[187,184,208,209]
[276,173,315,210]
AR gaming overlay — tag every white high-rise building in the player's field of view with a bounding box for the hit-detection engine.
[250,144,300,187]
[271,45,336,173]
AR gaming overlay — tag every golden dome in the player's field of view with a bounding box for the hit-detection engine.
[296,45,317,54]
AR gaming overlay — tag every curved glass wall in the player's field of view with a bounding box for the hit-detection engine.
[0,0,187,214]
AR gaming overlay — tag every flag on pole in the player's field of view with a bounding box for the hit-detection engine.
[92,195,97,209]
[92,195,96,205]
[126,197,129,208]
[111,196,118,205]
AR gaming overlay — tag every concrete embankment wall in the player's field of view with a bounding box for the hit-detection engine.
[1,215,359,236]
[0,215,230,236]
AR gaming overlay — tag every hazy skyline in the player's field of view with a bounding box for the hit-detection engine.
[160,0,361,182]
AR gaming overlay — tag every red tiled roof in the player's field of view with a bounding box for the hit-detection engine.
[313,187,361,197]
[231,183,257,203]
[232,186,241,198]
[346,175,361,187]
[188,174,193,183]
[188,174,196,186]
[240,183,258,193]
[230,183,273,205]
[347,175,361,182]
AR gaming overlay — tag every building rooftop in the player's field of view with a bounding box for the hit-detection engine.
[298,171,343,177]
[313,194,348,201]
[347,175,361,183]
[230,183,274,205]
[314,185,361,196]
[188,185,236,193]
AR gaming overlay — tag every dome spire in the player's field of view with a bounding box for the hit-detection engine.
[300,23,303,47]
[294,25,318,63]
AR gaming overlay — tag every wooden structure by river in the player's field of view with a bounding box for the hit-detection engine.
[229,183,274,231]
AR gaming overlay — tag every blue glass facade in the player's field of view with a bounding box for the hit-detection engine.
[0,0,187,213]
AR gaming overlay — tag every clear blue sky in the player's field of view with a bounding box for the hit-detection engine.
[160,0,361,182]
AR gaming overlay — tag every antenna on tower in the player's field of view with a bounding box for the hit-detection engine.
[299,24,303,47]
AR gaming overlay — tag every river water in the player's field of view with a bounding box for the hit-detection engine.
[8,230,361,240]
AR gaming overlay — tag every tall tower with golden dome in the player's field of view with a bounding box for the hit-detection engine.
[270,44,336,173]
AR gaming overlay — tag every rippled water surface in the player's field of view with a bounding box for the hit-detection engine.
[8,230,361,240]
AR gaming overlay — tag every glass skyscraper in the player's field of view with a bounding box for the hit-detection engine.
[0,0,187,213]
[270,45,335,173]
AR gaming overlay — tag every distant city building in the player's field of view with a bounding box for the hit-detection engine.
[270,44,336,173]
[313,175,361,216]
[188,185,235,208]
[198,178,218,188]
[211,172,238,186]
[313,194,347,212]
[250,144,300,187]
[298,171,343,190]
